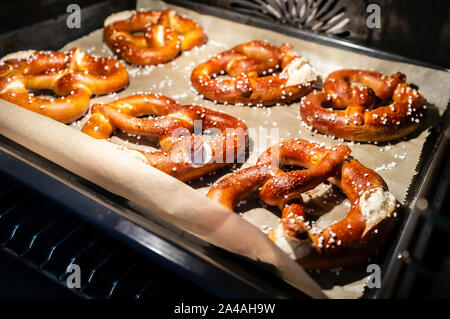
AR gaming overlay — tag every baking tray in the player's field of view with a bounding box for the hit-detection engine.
[0,0,449,298]
[0,134,309,298]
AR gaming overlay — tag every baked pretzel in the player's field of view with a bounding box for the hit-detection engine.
[0,48,129,123]
[207,139,397,269]
[300,69,426,142]
[191,40,317,106]
[104,9,206,65]
[81,94,248,181]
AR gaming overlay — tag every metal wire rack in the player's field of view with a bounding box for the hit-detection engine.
[0,172,213,299]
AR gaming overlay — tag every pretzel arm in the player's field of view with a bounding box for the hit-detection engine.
[0,48,128,123]
[158,9,206,51]
[69,49,129,94]
[207,165,282,210]
[0,84,91,123]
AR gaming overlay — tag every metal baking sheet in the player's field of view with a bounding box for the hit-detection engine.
[0,0,448,298]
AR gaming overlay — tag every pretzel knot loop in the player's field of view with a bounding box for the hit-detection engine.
[104,9,206,65]
[207,139,397,269]
[300,69,427,142]
[81,94,248,182]
[191,40,317,106]
[0,48,129,123]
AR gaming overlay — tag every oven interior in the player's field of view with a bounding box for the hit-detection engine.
[0,0,449,299]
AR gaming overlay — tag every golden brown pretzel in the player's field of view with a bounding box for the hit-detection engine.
[191,40,317,106]
[81,94,248,181]
[207,139,397,269]
[300,69,426,142]
[104,9,206,65]
[0,48,129,123]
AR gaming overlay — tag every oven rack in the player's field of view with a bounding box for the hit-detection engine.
[0,171,213,299]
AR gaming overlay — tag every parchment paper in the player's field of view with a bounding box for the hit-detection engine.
[0,0,449,299]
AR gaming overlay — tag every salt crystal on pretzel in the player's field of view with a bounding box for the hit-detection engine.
[207,139,397,269]
[81,93,248,182]
[104,9,206,65]
[300,69,426,142]
[191,40,317,106]
[0,48,129,123]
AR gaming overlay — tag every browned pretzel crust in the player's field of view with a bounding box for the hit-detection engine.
[300,69,426,142]
[81,94,248,182]
[0,48,129,123]
[104,9,206,65]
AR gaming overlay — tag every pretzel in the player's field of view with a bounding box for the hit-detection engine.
[300,69,426,142]
[191,40,317,106]
[104,9,206,65]
[0,48,129,123]
[207,139,397,269]
[81,94,248,181]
